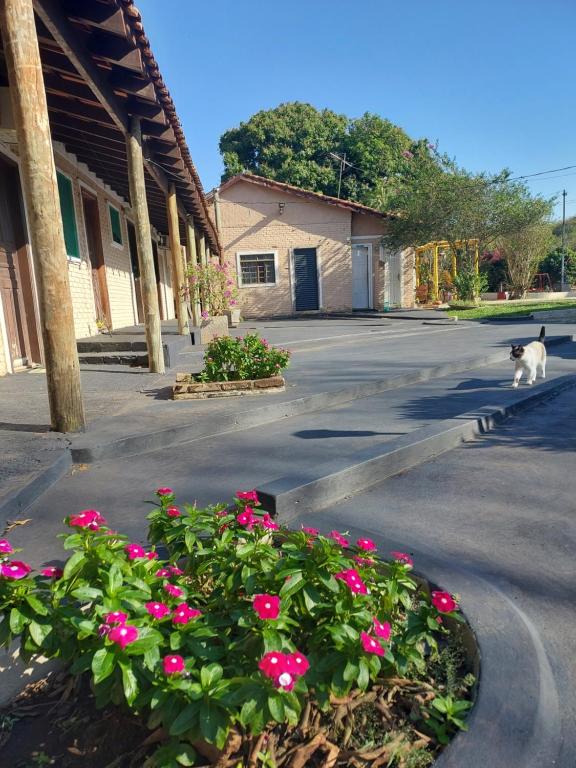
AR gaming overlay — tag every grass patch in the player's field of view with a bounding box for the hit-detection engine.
[446,300,576,320]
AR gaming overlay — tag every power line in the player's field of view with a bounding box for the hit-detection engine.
[507,164,576,181]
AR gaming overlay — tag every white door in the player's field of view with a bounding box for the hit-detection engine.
[352,244,371,308]
[388,250,402,307]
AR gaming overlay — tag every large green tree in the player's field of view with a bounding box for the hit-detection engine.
[219,102,436,205]
[385,160,553,258]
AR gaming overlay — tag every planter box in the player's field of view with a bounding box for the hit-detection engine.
[173,374,285,400]
[198,315,229,344]
[225,308,242,327]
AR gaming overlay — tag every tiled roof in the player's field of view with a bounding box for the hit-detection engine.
[216,174,390,218]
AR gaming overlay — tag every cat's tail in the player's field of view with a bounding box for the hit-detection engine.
[538,325,546,343]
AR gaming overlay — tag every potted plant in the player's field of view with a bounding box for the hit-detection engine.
[186,259,240,330]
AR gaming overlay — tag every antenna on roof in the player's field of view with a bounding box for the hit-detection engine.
[328,152,353,198]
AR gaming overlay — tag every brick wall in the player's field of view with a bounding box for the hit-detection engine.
[218,181,354,318]
[54,149,137,338]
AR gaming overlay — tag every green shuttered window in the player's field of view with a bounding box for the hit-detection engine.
[56,171,80,259]
[109,204,123,245]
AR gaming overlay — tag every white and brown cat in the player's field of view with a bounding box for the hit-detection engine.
[510,326,546,388]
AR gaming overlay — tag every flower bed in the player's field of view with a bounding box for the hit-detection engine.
[0,492,476,767]
[173,374,285,399]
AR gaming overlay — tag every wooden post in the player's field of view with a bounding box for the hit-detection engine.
[126,116,164,373]
[474,241,479,275]
[198,233,209,314]
[432,244,439,301]
[186,217,200,327]
[451,247,458,279]
[166,183,187,335]
[0,0,85,432]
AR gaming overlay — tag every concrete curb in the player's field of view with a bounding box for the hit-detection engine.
[69,335,573,463]
[0,451,72,527]
[257,373,576,518]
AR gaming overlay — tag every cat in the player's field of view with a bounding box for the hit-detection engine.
[510,326,546,388]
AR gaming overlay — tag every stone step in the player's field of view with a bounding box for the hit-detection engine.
[77,339,148,353]
[78,351,148,367]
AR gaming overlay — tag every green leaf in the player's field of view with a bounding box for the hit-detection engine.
[120,660,139,705]
[63,550,86,580]
[9,607,27,634]
[199,701,228,747]
[28,621,52,646]
[279,571,304,599]
[200,662,223,690]
[343,660,358,682]
[107,564,123,594]
[71,586,103,602]
[92,647,116,683]
[25,594,49,616]
[267,693,285,723]
[302,584,322,612]
[144,644,161,672]
[239,697,258,728]
[357,657,370,690]
[125,628,163,655]
[169,703,199,736]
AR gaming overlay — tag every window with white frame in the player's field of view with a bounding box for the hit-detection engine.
[238,252,277,285]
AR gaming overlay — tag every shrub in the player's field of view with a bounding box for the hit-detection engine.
[185,259,239,317]
[452,270,488,302]
[0,492,471,767]
[199,334,290,382]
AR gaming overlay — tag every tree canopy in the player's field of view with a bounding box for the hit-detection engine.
[219,102,437,206]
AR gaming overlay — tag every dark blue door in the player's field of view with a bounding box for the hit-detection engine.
[293,248,319,311]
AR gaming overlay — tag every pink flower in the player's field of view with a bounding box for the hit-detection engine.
[69,509,106,530]
[147,551,159,560]
[163,654,185,675]
[253,594,280,620]
[236,508,255,528]
[260,513,279,531]
[291,651,309,675]
[164,583,184,598]
[172,603,202,624]
[301,526,319,536]
[330,531,350,548]
[145,601,170,619]
[169,566,184,576]
[156,487,174,497]
[361,631,385,656]
[125,543,146,560]
[156,568,171,578]
[431,591,458,613]
[236,490,259,503]
[201,310,209,319]
[103,611,128,625]
[391,551,413,567]
[356,538,377,552]
[0,539,13,554]
[335,568,368,595]
[108,624,139,649]
[166,507,181,518]
[353,555,375,567]
[258,651,290,679]
[0,560,32,580]
[402,150,414,159]
[373,618,392,640]
[275,671,295,691]
[40,566,63,579]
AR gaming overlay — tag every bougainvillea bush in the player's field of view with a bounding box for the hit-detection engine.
[198,333,290,382]
[0,492,473,768]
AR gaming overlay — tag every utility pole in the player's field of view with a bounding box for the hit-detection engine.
[561,189,567,290]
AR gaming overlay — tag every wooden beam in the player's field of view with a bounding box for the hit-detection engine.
[33,0,129,132]
[166,183,188,335]
[46,92,116,127]
[126,116,164,373]
[1,0,84,432]
[48,114,126,145]
[108,69,156,100]
[186,217,200,326]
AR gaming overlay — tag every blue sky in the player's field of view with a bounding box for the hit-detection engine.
[137,0,576,220]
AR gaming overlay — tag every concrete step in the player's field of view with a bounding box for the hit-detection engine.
[78,351,148,367]
[77,339,148,353]
[256,371,576,519]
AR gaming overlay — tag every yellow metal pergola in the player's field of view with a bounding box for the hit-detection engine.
[415,239,479,302]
